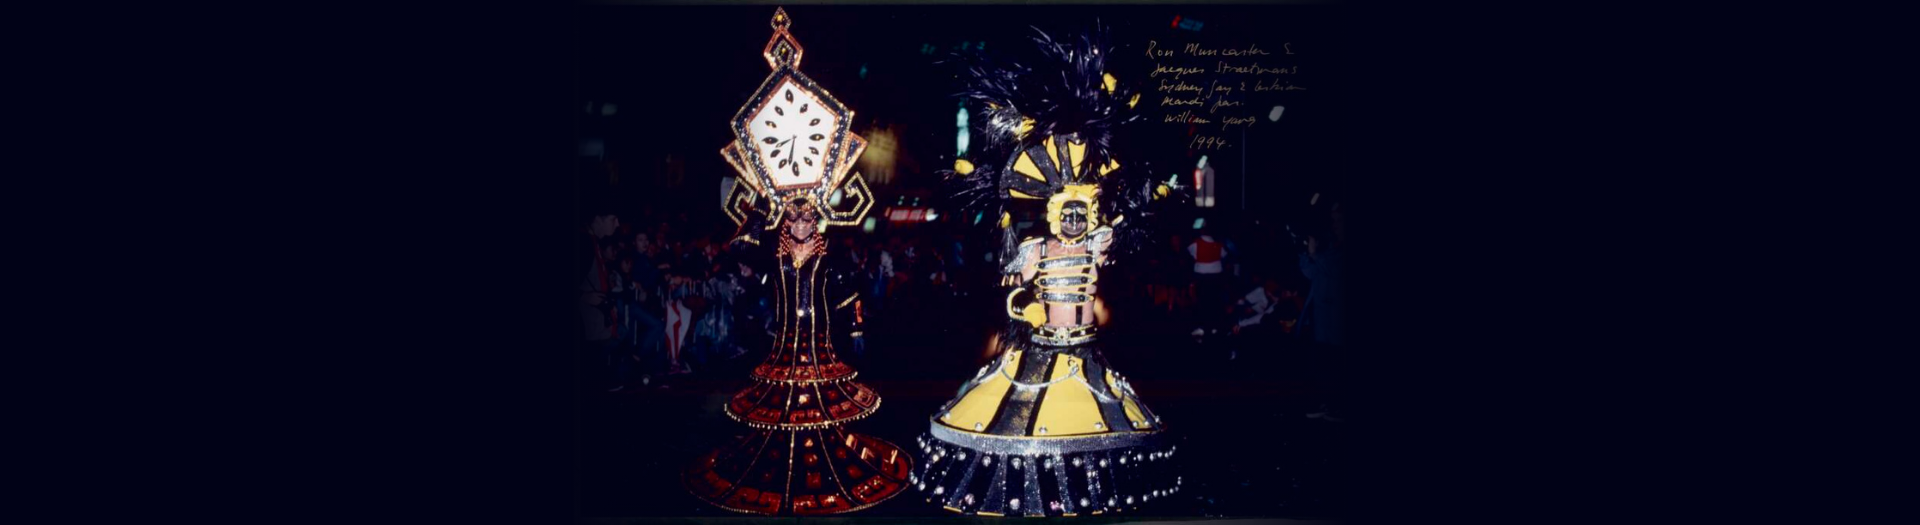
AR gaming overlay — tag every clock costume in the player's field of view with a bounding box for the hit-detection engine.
[910,26,1186,517]
[681,9,909,515]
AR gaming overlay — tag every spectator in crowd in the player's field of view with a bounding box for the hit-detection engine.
[1232,277,1282,336]
[1225,276,1301,359]
[651,222,672,259]
[946,233,968,295]
[623,234,668,388]
[897,240,930,314]
[580,224,621,391]
[682,237,713,277]
[631,231,662,294]
[923,244,948,293]
[695,256,746,362]
[1296,201,1345,422]
[1296,209,1345,347]
[1189,225,1231,314]
[872,239,895,311]
[727,252,773,365]
[662,269,697,375]
[603,251,642,391]
[843,237,865,271]
[1148,233,1178,312]
[584,212,619,263]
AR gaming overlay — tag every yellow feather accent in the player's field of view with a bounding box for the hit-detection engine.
[1127,93,1140,109]
[1102,73,1117,94]
[954,158,974,175]
[1098,158,1119,177]
[1016,117,1035,138]
[1009,189,1042,199]
[1011,151,1047,182]
[998,212,1011,228]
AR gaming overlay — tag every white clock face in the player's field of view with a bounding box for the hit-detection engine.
[749,79,839,188]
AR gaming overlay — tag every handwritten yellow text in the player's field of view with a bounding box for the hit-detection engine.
[1151,63,1207,79]
[1165,110,1212,125]
[1160,95,1204,107]
[1190,135,1228,150]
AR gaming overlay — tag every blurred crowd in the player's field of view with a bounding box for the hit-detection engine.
[578,209,993,392]
[578,199,1346,394]
[1096,200,1347,362]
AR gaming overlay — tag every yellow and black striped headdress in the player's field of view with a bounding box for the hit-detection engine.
[941,23,1146,256]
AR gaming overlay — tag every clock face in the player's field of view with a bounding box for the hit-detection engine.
[749,78,839,189]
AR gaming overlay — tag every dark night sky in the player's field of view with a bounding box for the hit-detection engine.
[576,5,1344,224]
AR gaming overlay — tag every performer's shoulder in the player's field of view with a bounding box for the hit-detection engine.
[1017,236,1046,257]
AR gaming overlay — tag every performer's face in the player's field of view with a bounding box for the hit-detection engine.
[787,204,820,241]
[1059,202,1089,238]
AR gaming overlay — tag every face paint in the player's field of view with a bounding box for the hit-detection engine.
[787,200,821,241]
[1060,202,1090,238]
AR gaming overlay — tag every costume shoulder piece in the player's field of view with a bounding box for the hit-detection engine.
[1087,225,1113,243]
[1087,225,1115,263]
[1004,236,1047,275]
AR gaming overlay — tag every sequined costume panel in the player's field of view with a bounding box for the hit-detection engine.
[912,343,1180,516]
[941,345,1162,431]
[915,236,1176,516]
[685,232,907,514]
[686,426,912,515]
[723,250,881,430]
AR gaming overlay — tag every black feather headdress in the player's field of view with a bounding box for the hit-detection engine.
[937,23,1170,263]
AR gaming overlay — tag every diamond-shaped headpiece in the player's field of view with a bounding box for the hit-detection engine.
[727,8,871,230]
[771,7,790,31]
[762,29,803,70]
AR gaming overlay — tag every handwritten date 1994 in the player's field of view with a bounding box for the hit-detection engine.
[1190,135,1228,150]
